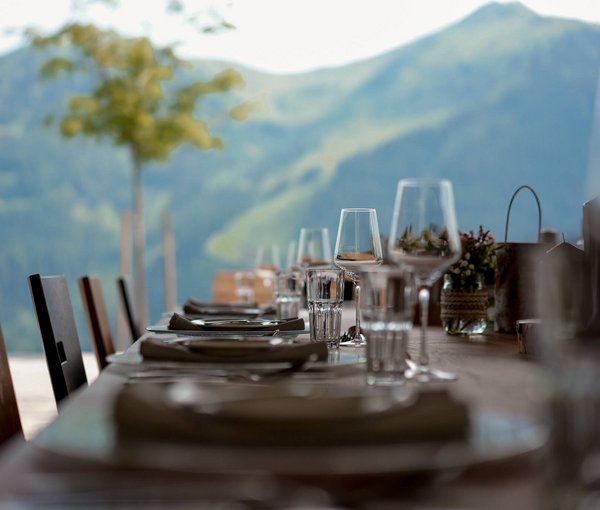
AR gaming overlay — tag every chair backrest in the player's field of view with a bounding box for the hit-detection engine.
[28,274,88,406]
[0,324,23,445]
[116,276,141,343]
[78,275,115,371]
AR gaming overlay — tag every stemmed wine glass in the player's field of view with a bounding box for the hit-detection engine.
[334,208,383,346]
[286,240,299,270]
[255,244,280,292]
[388,178,461,382]
[296,228,332,270]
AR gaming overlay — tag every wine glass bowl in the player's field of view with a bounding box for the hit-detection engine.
[388,179,461,381]
[389,182,460,271]
[296,228,332,270]
[254,244,281,298]
[334,208,384,346]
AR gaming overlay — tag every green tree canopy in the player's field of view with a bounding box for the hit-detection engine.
[33,23,244,164]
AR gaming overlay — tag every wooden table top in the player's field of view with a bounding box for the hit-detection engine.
[0,311,547,508]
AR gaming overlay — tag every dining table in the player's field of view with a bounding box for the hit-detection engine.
[0,304,548,509]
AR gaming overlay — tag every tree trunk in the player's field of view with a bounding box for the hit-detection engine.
[131,148,149,330]
[162,212,177,312]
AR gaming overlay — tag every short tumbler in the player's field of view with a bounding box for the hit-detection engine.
[360,266,415,385]
[306,268,345,349]
[274,271,302,319]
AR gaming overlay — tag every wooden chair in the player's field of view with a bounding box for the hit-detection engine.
[0,324,23,445]
[116,276,141,343]
[28,274,88,406]
[78,275,115,371]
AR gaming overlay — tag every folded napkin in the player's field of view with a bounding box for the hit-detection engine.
[114,384,470,447]
[182,299,275,316]
[140,336,327,364]
[168,313,305,332]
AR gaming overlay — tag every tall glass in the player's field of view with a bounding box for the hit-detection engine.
[388,179,461,382]
[361,266,416,385]
[334,208,383,347]
[306,268,345,349]
[274,271,302,319]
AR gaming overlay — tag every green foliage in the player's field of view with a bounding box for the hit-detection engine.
[31,24,244,163]
[446,227,497,290]
[396,225,449,256]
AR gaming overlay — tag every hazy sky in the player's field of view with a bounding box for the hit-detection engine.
[0,0,599,73]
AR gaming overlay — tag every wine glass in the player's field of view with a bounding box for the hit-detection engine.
[286,240,299,270]
[255,244,280,296]
[296,228,332,270]
[333,208,383,346]
[388,178,461,382]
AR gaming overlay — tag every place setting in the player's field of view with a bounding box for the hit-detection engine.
[107,329,327,374]
[106,382,478,480]
[149,313,306,335]
[180,297,276,317]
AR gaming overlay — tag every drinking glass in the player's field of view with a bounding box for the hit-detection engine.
[274,271,302,319]
[296,228,332,270]
[388,178,461,382]
[361,266,416,385]
[333,208,383,346]
[306,268,345,349]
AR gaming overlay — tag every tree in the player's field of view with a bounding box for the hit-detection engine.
[31,23,244,327]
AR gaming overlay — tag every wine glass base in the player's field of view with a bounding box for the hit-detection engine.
[340,339,366,347]
[405,366,457,382]
[339,330,366,347]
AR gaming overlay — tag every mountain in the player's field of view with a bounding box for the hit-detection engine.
[0,2,599,351]
[207,2,600,258]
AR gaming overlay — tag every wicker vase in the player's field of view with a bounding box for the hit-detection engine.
[441,275,488,336]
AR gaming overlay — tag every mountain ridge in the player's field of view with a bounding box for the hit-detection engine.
[206,2,600,261]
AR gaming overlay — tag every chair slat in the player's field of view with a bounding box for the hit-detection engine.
[28,274,87,406]
[78,276,115,371]
[116,276,141,343]
[0,324,23,445]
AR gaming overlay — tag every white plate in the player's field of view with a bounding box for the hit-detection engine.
[117,412,544,475]
[183,305,268,316]
[34,407,545,478]
[147,324,308,337]
[105,350,294,371]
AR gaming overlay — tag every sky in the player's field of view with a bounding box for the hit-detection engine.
[0,0,599,74]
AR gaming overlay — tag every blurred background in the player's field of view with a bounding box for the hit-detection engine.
[1,0,599,351]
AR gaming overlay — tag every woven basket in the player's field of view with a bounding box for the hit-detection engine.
[440,288,488,322]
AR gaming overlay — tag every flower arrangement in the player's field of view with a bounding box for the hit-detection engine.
[446,227,497,290]
[396,226,449,256]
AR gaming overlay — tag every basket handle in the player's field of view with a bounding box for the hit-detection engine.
[504,185,542,243]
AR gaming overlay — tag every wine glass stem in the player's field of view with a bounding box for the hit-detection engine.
[354,282,361,346]
[418,287,430,369]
